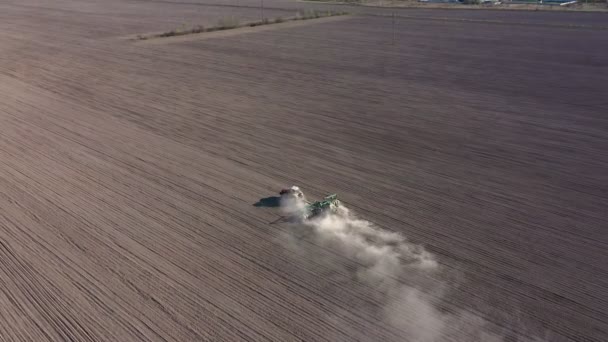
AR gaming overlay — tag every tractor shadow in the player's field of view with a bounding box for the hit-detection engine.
[253,196,281,208]
[254,196,305,225]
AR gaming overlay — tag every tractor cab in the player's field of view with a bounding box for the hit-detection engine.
[279,186,304,199]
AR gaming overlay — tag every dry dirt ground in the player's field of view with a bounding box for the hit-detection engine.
[0,0,607,341]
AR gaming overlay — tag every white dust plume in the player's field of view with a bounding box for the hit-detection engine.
[279,193,508,342]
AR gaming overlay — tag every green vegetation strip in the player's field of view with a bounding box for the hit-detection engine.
[137,10,349,40]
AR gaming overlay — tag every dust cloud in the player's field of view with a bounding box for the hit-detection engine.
[279,194,509,342]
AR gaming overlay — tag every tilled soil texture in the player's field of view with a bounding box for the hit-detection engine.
[0,0,607,341]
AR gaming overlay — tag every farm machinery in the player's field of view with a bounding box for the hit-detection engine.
[279,186,341,219]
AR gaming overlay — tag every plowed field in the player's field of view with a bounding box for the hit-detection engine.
[0,1,607,341]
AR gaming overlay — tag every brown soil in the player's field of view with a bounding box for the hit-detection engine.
[0,0,607,341]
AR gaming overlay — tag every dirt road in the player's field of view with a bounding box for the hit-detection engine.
[0,1,607,341]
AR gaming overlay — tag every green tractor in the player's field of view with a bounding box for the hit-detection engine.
[305,193,340,219]
[279,186,341,219]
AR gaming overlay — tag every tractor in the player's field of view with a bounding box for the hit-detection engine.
[305,194,340,218]
[279,186,340,219]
